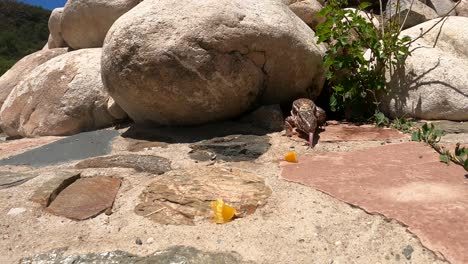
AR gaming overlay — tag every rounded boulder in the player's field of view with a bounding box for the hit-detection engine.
[0,49,118,137]
[61,0,142,49]
[383,17,468,121]
[102,0,325,126]
[48,8,67,48]
[0,48,68,110]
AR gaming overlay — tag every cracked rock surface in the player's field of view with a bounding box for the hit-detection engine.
[135,166,272,225]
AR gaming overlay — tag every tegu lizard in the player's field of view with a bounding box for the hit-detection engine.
[285,98,326,148]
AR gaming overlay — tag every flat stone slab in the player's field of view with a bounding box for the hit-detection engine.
[189,135,270,162]
[30,171,80,207]
[135,166,272,225]
[281,142,467,264]
[46,176,121,220]
[319,123,407,142]
[0,171,38,189]
[416,120,468,134]
[0,129,119,167]
[20,246,254,264]
[121,121,270,144]
[75,154,171,175]
[0,136,61,160]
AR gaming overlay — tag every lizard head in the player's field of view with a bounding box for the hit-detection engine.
[296,109,318,133]
[316,106,327,126]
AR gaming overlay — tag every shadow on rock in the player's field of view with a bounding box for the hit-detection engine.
[121,104,284,145]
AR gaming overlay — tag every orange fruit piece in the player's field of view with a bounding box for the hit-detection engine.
[284,151,298,163]
[210,198,237,224]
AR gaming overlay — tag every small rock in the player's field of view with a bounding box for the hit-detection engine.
[402,245,414,260]
[146,237,154,244]
[105,208,113,216]
[135,238,142,245]
[7,208,26,216]
[334,241,342,246]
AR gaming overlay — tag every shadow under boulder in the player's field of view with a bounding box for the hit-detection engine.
[189,134,271,162]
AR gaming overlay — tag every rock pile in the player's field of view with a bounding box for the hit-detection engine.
[0,0,467,137]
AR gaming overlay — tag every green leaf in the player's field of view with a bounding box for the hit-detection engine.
[411,131,421,142]
[439,154,450,164]
[464,159,468,171]
[330,94,338,112]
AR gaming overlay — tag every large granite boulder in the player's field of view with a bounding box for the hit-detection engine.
[61,0,142,49]
[385,0,438,29]
[0,49,119,137]
[456,0,468,17]
[383,17,468,121]
[0,48,68,110]
[102,0,325,126]
[48,8,67,48]
[425,0,456,16]
[285,0,325,30]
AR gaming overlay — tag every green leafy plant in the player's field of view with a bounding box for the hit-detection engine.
[438,143,468,171]
[390,115,413,133]
[411,123,467,171]
[411,123,444,144]
[315,0,411,117]
[373,111,389,127]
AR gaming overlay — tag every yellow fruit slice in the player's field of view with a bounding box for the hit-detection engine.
[284,151,298,163]
[210,198,237,224]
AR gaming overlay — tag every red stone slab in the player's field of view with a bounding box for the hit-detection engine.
[281,142,467,264]
[46,177,121,220]
[319,123,407,142]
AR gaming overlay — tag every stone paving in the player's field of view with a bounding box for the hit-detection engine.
[0,121,466,263]
[281,141,468,264]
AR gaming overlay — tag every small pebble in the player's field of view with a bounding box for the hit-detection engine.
[146,237,154,244]
[334,241,342,246]
[402,245,414,260]
[7,208,26,216]
[135,238,142,245]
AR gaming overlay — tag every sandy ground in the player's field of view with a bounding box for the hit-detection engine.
[0,130,449,264]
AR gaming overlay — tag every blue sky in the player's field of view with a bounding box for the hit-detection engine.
[19,0,66,10]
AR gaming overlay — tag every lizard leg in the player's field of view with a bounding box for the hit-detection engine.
[285,116,295,137]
